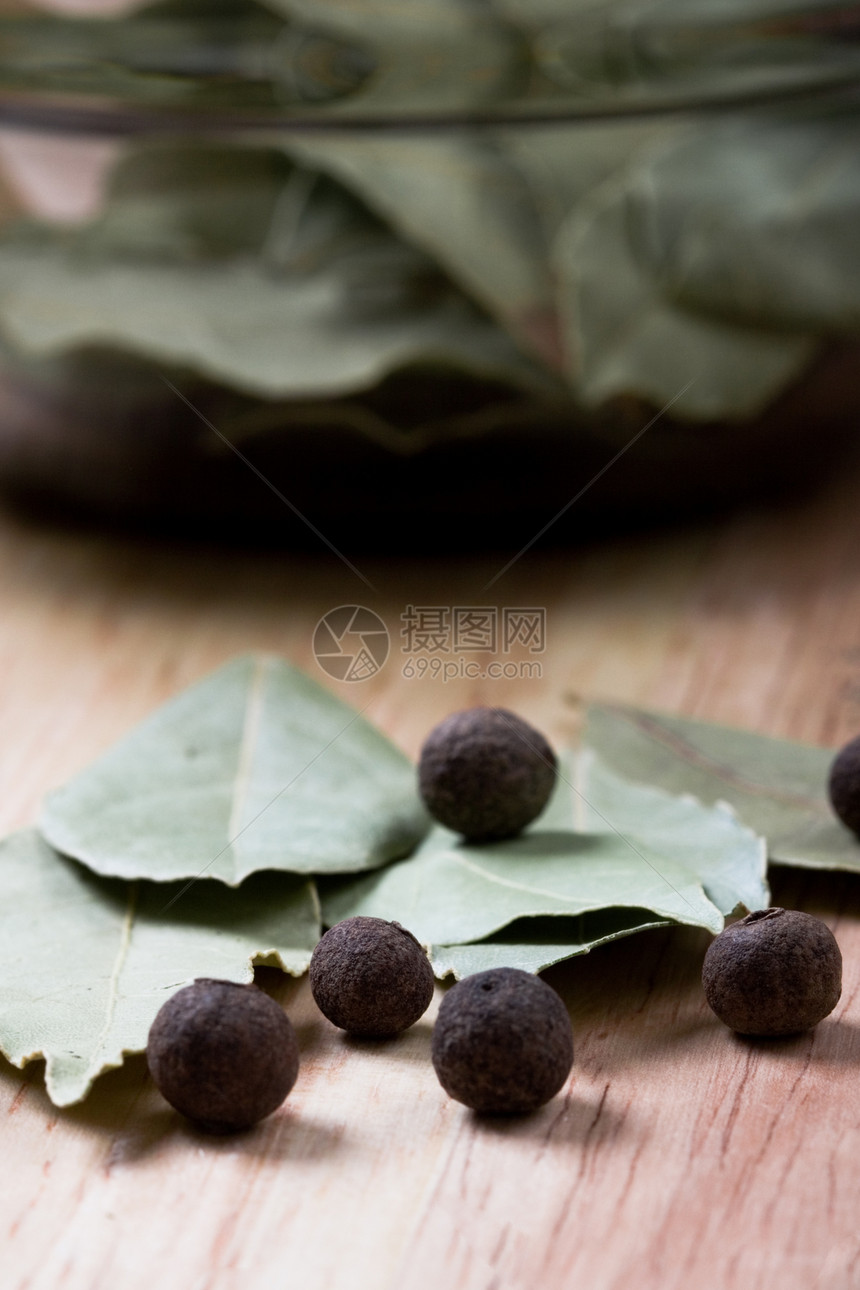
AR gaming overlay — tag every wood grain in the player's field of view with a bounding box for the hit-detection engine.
[1,464,860,1290]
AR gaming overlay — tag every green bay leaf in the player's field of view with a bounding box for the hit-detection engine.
[585,701,859,873]
[616,111,860,335]
[320,751,767,970]
[322,823,725,944]
[268,2,564,368]
[269,0,525,115]
[0,829,319,1107]
[0,142,545,401]
[430,909,673,980]
[283,134,558,365]
[555,160,817,419]
[572,749,768,917]
[40,655,429,884]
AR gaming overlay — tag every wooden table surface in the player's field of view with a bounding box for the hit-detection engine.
[1,461,860,1290]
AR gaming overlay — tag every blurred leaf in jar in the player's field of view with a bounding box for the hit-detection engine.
[0,139,554,399]
[551,106,860,419]
[629,109,860,336]
[264,0,528,112]
[554,155,818,421]
[277,0,860,416]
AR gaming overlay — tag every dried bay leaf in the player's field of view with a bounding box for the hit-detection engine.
[572,749,768,917]
[0,829,319,1106]
[555,160,818,420]
[320,752,767,968]
[88,141,293,262]
[320,822,725,947]
[273,2,657,370]
[40,655,429,884]
[430,910,673,980]
[637,112,860,334]
[585,702,860,873]
[284,133,559,367]
[268,0,526,115]
[0,141,547,400]
[7,0,858,426]
[276,2,660,371]
[500,119,669,242]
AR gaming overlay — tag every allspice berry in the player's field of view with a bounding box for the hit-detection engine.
[431,967,573,1114]
[418,707,557,842]
[146,978,299,1131]
[702,908,842,1036]
[310,915,434,1037]
[828,734,860,834]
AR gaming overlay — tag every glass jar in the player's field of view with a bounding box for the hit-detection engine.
[0,0,858,548]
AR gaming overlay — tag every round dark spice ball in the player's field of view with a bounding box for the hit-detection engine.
[418,707,557,842]
[310,916,434,1037]
[146,978,299,1132]
[702,908,842,1036]
[431,967,573,1114]
[828,734,860,834]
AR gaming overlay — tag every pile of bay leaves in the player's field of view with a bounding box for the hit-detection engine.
[0,653,855,1109]
[1,0,859,458]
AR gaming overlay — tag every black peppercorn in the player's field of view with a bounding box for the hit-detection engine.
[828,734,860,834]
[431,967,573,1114]
[418,707,557,842]
[146,978,299,1131]
[310,915,434,1037]
[702,908,842,1036]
